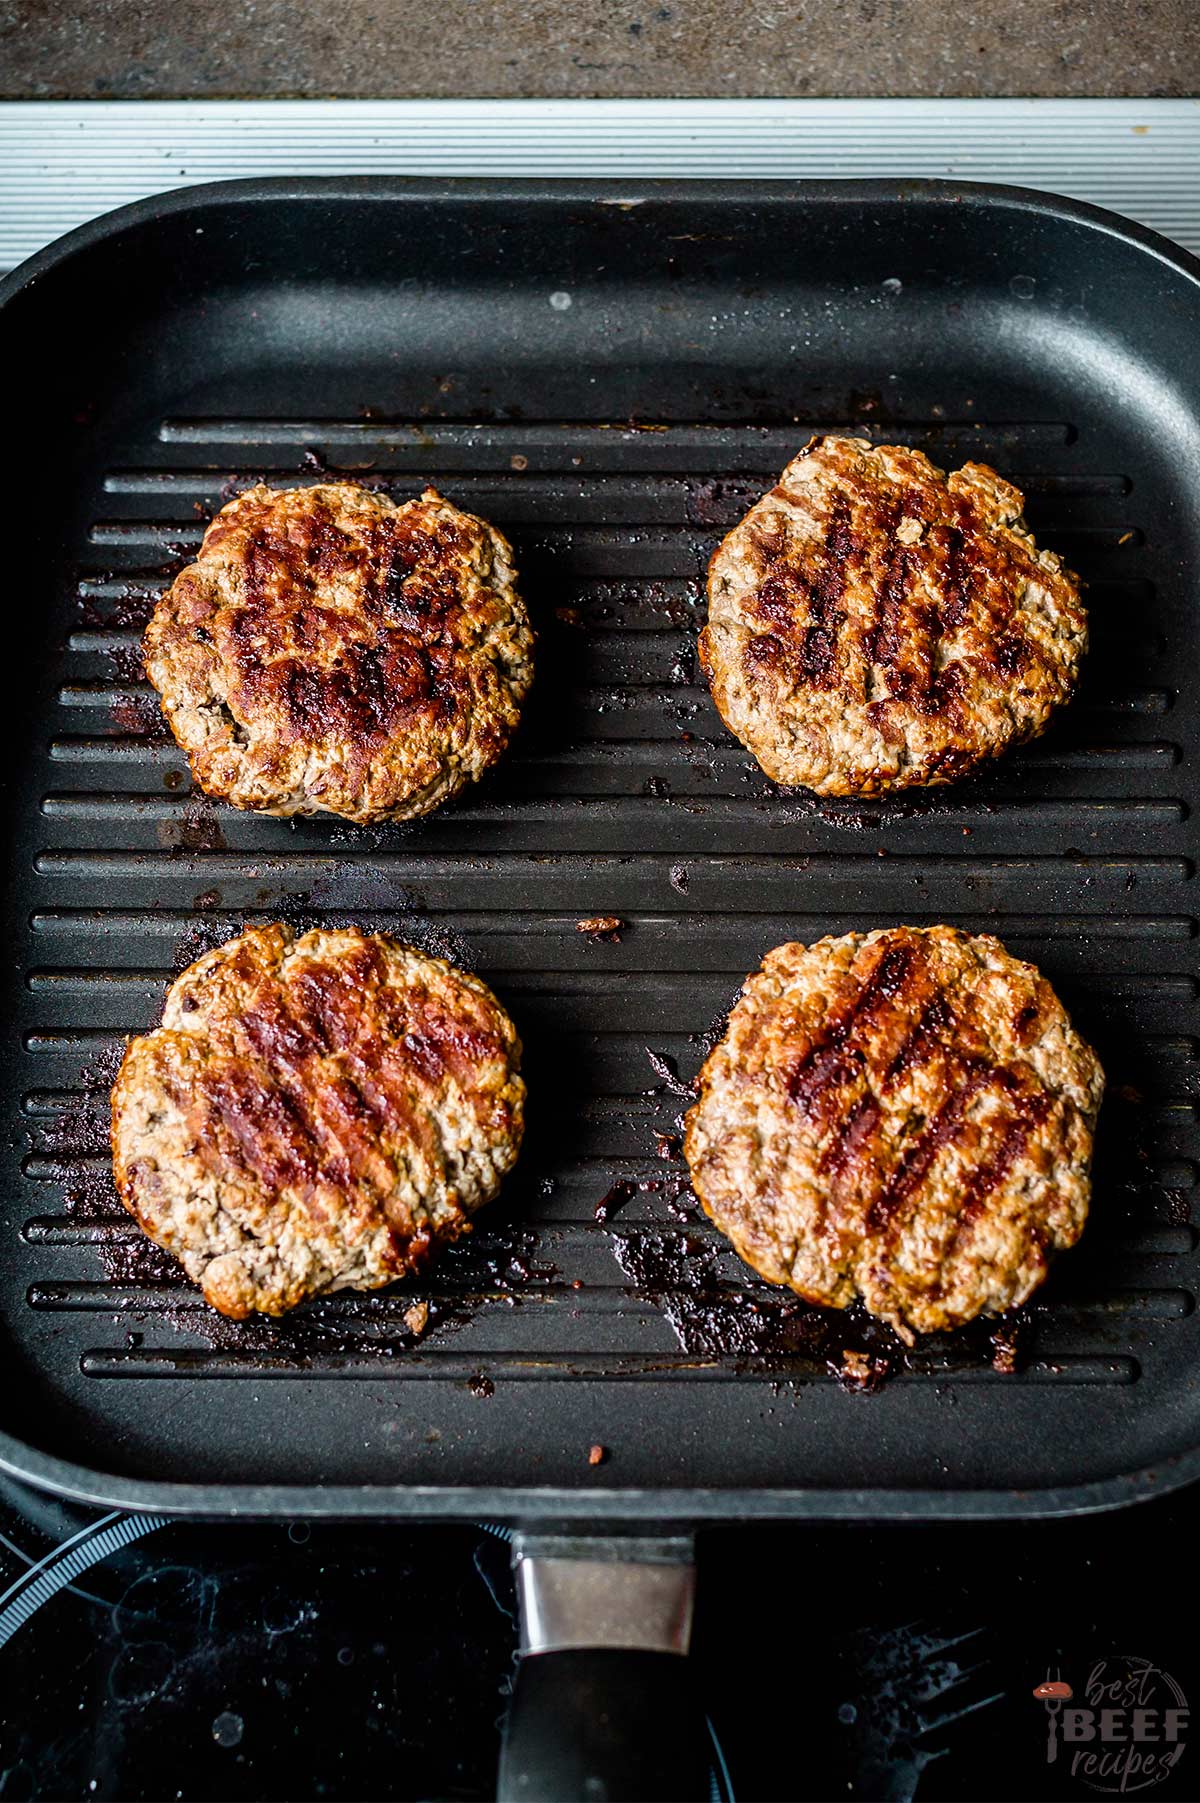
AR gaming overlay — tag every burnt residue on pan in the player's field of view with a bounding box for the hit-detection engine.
[594,1179,636,1225]
[184,1215,557,1363]
[610,1209,1042,1389]
[644,1047,693,1098]
[110,689,171,740]
[684,476,763,529]
[152,1288,461,1361]
[29,1047,183,1289]
[276,872,479,973]
[156,793,227,853]
[439,1218,558,1291]
[101,639,150,685]
[607,1221,900,1386]
[79,580,158,633]
[172,911,249,973]
[31,1046,124,1229]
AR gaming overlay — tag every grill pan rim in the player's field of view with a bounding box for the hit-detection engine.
[4,172,1200,1522]
[2,1436,1197,1521]
[3,172,1200,302]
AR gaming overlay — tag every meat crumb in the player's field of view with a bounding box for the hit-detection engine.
[468,1371,495,1399]
[576,915,624,942]
[990,1325,1023,1374]
[831,1348,891,1394]
[404,1301,429,1338]
[588,1444,607,1466]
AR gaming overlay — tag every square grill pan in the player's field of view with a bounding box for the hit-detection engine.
[2,177,1199,1521]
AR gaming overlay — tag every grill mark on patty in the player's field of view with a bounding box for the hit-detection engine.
[993,633,1029,676]
[743,631,783,673]
[377,532,427,626]
[401,1011,502,1089]
[799,495,855,684]
[221,506,471,751]
[883,994,956,1089]
[221,997,354,1190]
[865,496,912,674]
[938,495,1034,683]
[371,520,468,630]
[786,939,919,1118]
[1012,993,1048,1046]
[200,1056,321,1191]
[749,494,855,689]
[958,1090,1053,1226]
[863,492,978,721]
[930,1089,1056,1298]
[195,944,503,1201]
[766,461,1040,721]
[865,1062,996,1236]
[940,520,976,636]
[820,1091,883,1179]
[867,1058,1049,1252]
[818,987,964,1199]
[762,927,1066,1307]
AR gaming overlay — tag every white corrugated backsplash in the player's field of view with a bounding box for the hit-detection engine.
[0,97,1197,272]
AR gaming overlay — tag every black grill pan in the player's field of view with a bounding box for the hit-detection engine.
[2,176,1199,1521]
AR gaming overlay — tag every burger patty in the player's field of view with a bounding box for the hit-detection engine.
[111,924,525,1318]
[144,482,534,822]
[683,926,1104,1340]
[700,436,1087,795]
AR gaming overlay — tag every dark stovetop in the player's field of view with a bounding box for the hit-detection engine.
[0,1475,1196,1801]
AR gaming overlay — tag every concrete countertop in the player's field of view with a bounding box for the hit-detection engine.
[1,0,1196,100]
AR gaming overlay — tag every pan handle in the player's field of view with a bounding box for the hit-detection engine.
[497,1533,709,1802]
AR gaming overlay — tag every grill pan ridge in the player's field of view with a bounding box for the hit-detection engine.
[1,177,1200,1520]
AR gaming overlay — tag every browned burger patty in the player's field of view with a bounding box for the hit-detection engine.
[111,924,525,1318]
[144,483,534,822]
[683,926,1103,1340]
[700,436,1087,795]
